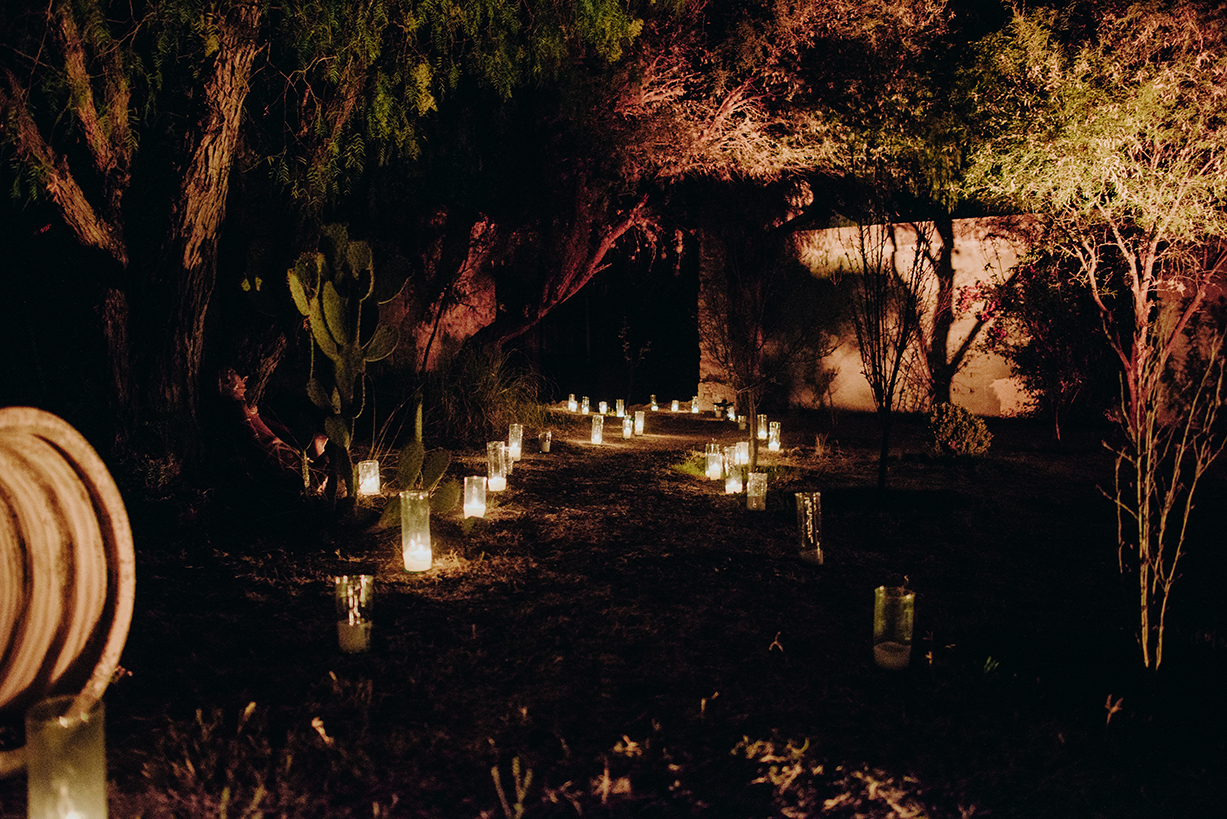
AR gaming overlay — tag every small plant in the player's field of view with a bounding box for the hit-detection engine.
[927,403,992,457]
[672,450,708,479]
[374,404,461,528]
[288,224,402,501]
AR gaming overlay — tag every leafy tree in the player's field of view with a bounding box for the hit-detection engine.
[466,0,954,350]
[1,0,262,459]
[966,1,1227,669]
[0,0,644,473]
[805,0,1001,405]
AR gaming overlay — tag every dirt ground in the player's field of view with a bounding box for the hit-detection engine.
[3,407,1225,817]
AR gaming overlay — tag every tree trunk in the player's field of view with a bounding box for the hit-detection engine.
[926,216,956,406]
[158,2,262,447]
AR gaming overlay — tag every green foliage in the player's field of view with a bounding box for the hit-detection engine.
[425,347,546,444]
[927,402,991,457]
[373,440,460,529]
[965,2,1227,244]
[288,224,402,498]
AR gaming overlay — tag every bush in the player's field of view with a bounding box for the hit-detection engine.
[927,403,992,457]
[426,347,546,444]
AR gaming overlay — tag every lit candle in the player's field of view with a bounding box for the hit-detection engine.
[508,423,523,462]
[487,441,507,492]
[705,443,723,480]
[735,441,750,466]
[25,696,108,819]
[622,416,633,438]
[650,394,658,411]
[671,399,679,412]
[539,430,552,453]
[581,396,590,414]
[690,396,700,414]
[634,410,645,435]
[768,421,781,452]
[725,469,743,494]
[357,459,380,495]
[463,475,487,518]
[591,414,603,444]
[401,490,432,571]
[567,393,578,412]
[598,400,608,415]
[757,414,768,440]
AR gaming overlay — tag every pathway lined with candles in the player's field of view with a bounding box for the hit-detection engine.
[94,408,1152,819]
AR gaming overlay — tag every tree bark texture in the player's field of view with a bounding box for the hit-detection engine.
[161,2,263,425]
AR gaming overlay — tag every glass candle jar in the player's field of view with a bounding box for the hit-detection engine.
[463,475,487,518]
[26,696,108,819]
[747,472,767,510]
[487,441,507,491]
[357,459,381,496]
[400,490,432,572]
[591,414,604,444]
[795,492,822,564]
[873,586,915,670]
[508,423,523,462]
[334,574,374,653]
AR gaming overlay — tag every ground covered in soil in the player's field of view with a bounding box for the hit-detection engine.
[3,408,1226,818]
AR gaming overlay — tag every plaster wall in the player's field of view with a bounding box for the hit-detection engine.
[697,216,1038,417]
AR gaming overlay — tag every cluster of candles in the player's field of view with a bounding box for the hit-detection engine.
[567,393,707,416]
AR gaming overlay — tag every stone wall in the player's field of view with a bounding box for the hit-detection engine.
[697,216,1037,417]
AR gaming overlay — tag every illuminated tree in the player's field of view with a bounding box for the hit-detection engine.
[0,0,642,464]
[468,0,952,349]
[966,1,1227,669]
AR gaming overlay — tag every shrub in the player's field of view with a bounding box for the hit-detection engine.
[426,347,546,444]
[927,403,992,457]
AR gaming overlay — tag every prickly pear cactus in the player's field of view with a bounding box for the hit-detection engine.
[287,224,401,500]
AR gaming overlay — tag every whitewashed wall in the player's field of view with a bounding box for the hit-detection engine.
[698,216,1037,417]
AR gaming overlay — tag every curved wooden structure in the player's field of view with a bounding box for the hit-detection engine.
[0,407,135,776]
